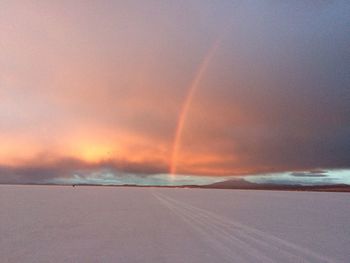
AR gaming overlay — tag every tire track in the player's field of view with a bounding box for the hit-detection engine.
[157,194,300,262]
[154,192,250,262]
[154,192,276,263]
[153,191,337,263]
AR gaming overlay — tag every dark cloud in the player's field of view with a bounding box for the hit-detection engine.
[0,156,168,184]
[290,172,327,178]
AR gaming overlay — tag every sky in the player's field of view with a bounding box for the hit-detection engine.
[0,1,349,185]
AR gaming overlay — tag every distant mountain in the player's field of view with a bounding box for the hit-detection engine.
[201,179,259,189]
[5,180,349,192]
[201,179,350,192]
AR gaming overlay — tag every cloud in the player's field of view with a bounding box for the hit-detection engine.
[0,156,167,184]
[0,155,228,185]
[290,172,328,178]
[245,170,350,186]
[0,1,349,179]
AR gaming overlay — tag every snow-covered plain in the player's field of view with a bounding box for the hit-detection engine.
[1,185,349,263]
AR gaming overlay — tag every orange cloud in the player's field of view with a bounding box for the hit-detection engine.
[0,0,349,184]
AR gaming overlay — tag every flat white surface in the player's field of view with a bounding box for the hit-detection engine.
[1,185,349,263]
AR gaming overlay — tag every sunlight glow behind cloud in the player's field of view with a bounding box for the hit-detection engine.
[0,1,349,183]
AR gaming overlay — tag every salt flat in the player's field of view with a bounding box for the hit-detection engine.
[1,185,349,263]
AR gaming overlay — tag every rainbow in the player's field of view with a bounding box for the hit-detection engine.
[169,40,222,176]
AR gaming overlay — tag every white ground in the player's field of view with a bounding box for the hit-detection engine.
[1,185,349,263]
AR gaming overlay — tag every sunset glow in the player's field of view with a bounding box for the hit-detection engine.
[0,1,349,184]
